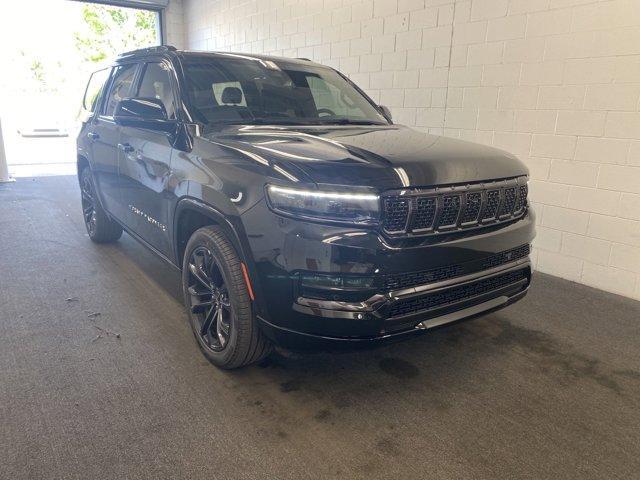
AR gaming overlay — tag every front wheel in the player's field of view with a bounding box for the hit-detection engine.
[80,167,122,243]
[182,226,272,369]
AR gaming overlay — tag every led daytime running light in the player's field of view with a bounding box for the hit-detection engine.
[268,185,379,201]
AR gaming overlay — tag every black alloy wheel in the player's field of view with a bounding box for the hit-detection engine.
[187,246,233,352]
[81,173,97,236]
[182,226,272,369]
[79,168,122,243]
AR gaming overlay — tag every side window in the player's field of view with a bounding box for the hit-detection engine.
[83,68,110,113]
[102,63,138,117]
[307,75,366,118]
[137,62,177,119]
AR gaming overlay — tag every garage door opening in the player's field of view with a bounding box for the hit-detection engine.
[0,0,162,177]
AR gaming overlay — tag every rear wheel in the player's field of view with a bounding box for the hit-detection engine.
[80,168,122,243]
[182,226,272,369]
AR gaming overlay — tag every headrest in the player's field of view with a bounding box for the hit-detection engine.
[221,86,242,105]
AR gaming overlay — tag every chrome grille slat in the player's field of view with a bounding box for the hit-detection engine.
[381,177,528,237]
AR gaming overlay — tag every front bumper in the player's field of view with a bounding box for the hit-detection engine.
[241,199,535,348]
[257,261,530,350]
[258,287,529,350]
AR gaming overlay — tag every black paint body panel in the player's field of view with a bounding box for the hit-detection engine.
[77,49,535,349]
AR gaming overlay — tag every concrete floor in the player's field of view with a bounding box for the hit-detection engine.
[1,176,639,480]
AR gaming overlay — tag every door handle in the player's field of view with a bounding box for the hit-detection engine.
[118,143,134,153]
[87,132,99,141]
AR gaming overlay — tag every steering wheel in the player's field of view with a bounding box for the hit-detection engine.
[317,108,336,117]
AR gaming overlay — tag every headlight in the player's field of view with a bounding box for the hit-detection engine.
[266,185,380,225]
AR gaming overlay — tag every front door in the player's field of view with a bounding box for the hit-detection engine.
[118,61,177,257]
[89,63,139,222]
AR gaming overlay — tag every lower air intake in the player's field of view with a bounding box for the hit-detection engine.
[388,268,528,318]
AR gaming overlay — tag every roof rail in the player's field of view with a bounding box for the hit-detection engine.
[118,45,177,58]
[296,57,311,61]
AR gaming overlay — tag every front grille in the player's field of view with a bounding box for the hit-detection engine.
[384,244,530,291]
[440,195,461,226]
[461,192,482,223]
[382,197,409,232]
[383,177,529,237]
[412,197,437,230]
[514,184,528,213]
[480,244,530,270]
[385,264,464,291]
[388,268,528,318]
[500,187,517,218]
[481,190,500,221]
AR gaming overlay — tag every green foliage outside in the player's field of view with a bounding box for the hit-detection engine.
[0,2,160,123]
[74,4,159,64]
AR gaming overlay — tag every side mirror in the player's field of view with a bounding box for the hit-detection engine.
[114,97,176,133]
[379,105,392,121]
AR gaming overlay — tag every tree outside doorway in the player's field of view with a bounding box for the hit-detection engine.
[0,0,160,177]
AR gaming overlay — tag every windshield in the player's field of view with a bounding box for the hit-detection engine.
[182,55,389,126]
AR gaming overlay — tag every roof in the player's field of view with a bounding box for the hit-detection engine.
[178,50,322,67]
[117,45,322,67]
[117,45,177,58]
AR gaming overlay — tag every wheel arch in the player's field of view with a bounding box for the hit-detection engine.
[173,198,264,313]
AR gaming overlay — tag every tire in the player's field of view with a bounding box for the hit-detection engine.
[80,167,123,243]
[182,226,272,369]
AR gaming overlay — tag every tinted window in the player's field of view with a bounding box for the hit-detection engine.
[137,62,176,119]
[307,76,368,118]
[103,63,138,116]
[83,68,110,112]
[183,56,387,126]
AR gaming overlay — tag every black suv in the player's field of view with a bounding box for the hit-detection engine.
[77,46,535,368]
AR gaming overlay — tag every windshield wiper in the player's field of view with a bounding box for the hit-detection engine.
[208,118,387,127]
[214,118,320,126]
[317,118,387,126]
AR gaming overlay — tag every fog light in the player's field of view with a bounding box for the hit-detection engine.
[299,273,374,290]
[300,273,342,288]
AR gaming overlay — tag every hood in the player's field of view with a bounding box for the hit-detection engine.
[201,124,528,191]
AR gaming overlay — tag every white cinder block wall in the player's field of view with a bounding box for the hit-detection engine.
[178,0,640,300]
[165,0,186,48]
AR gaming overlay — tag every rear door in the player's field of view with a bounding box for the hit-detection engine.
[88,62,139,221]
[117,60,177,257]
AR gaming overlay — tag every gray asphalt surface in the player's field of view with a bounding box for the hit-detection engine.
[1,176,639,480]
